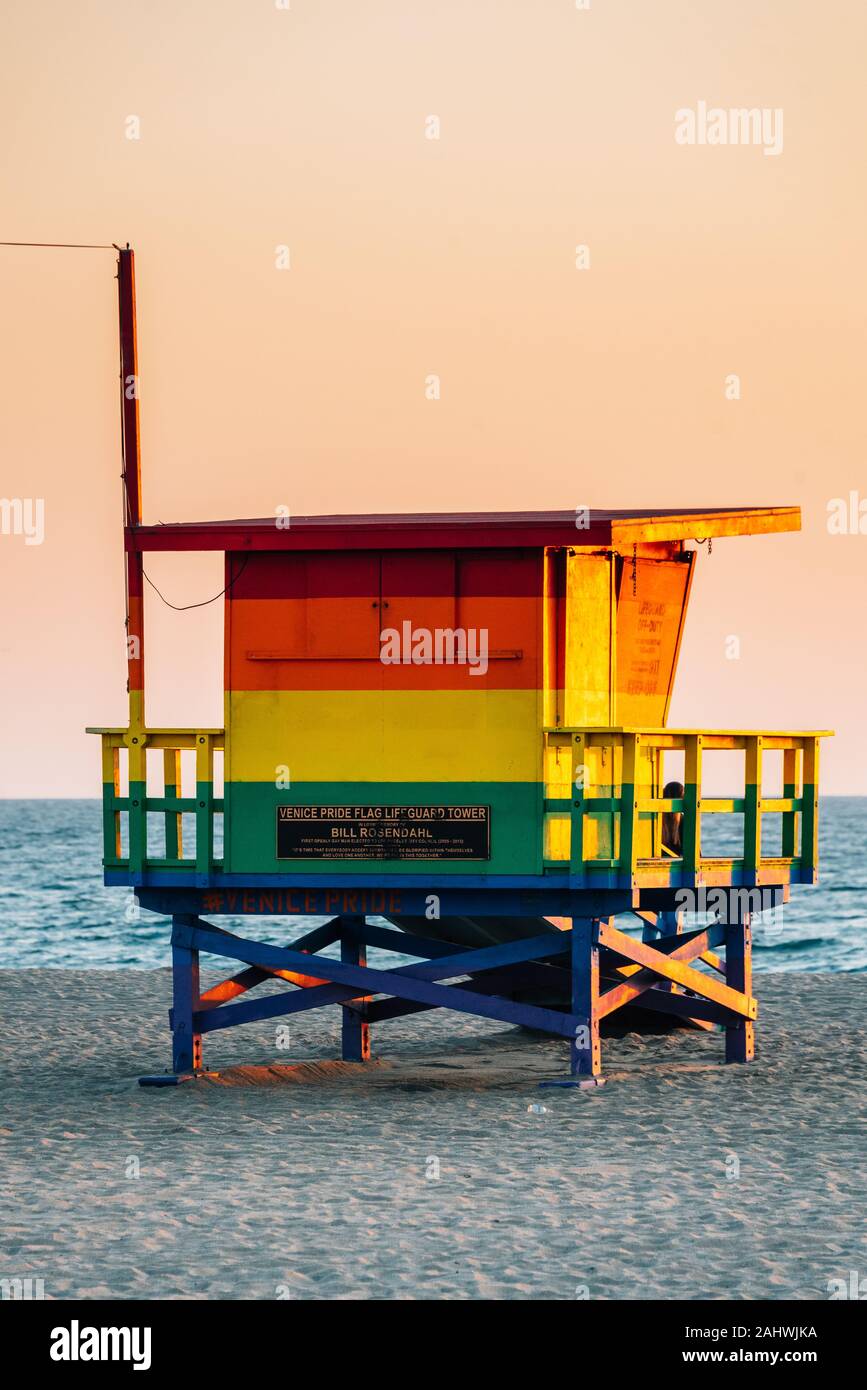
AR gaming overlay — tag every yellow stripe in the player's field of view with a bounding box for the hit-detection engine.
[226,688,541,783]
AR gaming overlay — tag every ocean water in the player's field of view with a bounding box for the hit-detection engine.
[0,799,865,972]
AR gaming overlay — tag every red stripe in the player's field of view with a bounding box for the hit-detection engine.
[228,551,542,600]
[128,522,611,552]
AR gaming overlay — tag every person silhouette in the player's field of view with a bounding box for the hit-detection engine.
[642,780,685,943]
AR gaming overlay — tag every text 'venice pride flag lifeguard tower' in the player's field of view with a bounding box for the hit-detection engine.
[89,250,831,1086]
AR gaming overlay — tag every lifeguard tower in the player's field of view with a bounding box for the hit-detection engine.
[89,250,831,1086]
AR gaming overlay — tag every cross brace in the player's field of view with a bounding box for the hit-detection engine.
[140,908,757,1086]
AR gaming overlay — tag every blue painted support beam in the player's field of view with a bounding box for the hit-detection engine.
[287,917,346,954]
[134,884,636,918]
[175,921,579,1038]
[623,986,733,1027]
[358,920,574,983]
[171,915,202,1073]
[357,921,479,960]
[570,918,602,1077]
[196,917,347,1010]
[725,906,755,1063]
[179,919,570,993]
[340,917,370,1062]
[366,961,571,1023]
[202,916,345,956]
[198,964,266,1010]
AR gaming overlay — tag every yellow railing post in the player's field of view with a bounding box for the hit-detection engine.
[127,730,147,876]
[619,732,639,887]
[801,737,820,883]
[569,732,586,882]
[101,737,121,862]
[682,734,702,884]
[163,747,183,863]
[744,734,763,881]
[782,744,801,859]
[195,733,214,884]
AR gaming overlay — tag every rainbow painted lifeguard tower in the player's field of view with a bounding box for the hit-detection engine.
[89,250,831,1086]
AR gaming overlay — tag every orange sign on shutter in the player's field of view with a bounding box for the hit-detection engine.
[615,557,692,725]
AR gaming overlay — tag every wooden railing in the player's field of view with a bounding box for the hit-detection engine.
[89,722,830,891]
[543,727,831,889]
[87,727,224,882]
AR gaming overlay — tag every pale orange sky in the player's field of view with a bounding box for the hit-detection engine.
[0,0,865,796]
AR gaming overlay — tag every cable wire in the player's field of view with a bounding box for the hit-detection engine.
[142,554,252,611]
[0,240,116,249]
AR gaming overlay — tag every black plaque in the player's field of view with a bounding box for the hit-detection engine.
[276,804,490,861]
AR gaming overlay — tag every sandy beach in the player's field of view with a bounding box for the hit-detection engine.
[1,968,865,1301]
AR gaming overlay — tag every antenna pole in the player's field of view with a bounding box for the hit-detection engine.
[117,246,145,729]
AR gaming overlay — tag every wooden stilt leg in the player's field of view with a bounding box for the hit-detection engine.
[725,906,755,1063]
[570,917,602,1076]
[340,917,370,1062]
[172,920,202,1074]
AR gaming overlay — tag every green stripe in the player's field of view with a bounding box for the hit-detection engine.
[224,781,542,876]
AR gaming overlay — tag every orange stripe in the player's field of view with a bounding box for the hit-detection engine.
[226,594,540,690]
